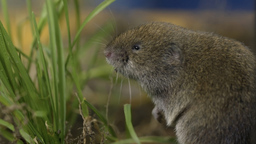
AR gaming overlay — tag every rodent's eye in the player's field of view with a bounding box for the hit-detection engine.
[132,45,140,51]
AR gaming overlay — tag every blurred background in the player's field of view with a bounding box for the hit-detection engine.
[1,0,255,51]
[0,0,255,142]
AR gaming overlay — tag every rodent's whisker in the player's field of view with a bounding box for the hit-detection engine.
[92,22,114,40]
[127,78,132,104]
[90,38,107,46]
[118,78,124,105]
[115,72,119,85]
[107,7,118,38]
[106,76,114,122]
[92,41,107,47]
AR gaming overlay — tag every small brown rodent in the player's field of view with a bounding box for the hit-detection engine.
[104,22,256,144]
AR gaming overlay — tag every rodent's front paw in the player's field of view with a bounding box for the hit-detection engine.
[152,106,165,124]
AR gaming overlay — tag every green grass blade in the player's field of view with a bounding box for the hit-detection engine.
[111,136,176,144]
[62,0,71,49]
[0,87,26,123]
[27,3,47,71]
[70,71,84,102]
[84,99,117,137]
[55,12,66,144]
[0,22,38,100]
[19,129,34,143]
[84,99,107,124]
[0,26,18,93]
[26,0,34,36]
[73,0,81,57]
[78,21,114,59]
[124,104,141,144]
[15,47,31,61]
[138,136,176,143]
[46,0,66,141]
[0,128,15,142]
[31,11,56,121]
[27,1,64,71]
[71,0,115,48]
[45,0,60,133]
[63,0,89,119]
[62,0,83,101]
[17,19,24,48]
[1,0,12,39]
[0,90,14,106]
[0,119,14,131]
[0,60,16,99]
[65,0,115,67]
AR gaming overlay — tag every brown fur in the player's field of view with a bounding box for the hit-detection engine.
[105,22,256,144]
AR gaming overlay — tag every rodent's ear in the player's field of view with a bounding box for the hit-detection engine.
[163,43,184,65]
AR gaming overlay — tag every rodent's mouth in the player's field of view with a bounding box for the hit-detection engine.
[105,56,128,76]
[106,56,132,76]
[105,50,129,68]
[106,56,126,67]
[104,49,134,79]
[114,68,118,73]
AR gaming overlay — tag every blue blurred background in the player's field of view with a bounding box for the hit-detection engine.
[2,0,254,11]
[95,0,254,11]
[0,0,255,50]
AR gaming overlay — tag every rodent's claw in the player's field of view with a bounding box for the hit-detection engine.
[152,106,165,124]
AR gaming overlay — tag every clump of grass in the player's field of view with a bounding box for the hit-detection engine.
[0,0,115,143]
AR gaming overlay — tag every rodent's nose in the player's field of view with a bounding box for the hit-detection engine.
[104,51,112,58]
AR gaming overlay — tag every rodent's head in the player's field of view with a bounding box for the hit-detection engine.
[105,22,184,81]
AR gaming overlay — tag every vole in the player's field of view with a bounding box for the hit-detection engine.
[104,22,256,144]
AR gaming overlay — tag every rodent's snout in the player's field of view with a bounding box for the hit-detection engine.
[104,50,112,59]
